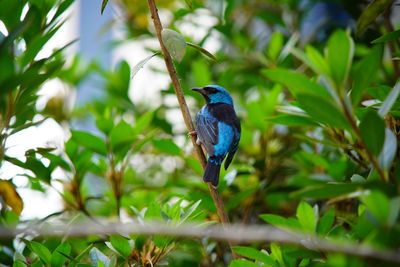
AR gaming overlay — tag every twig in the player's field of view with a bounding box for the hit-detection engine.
[146,0,230,226]
[2,220,400,263]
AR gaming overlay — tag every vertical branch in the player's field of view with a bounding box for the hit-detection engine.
[146,0,230,226]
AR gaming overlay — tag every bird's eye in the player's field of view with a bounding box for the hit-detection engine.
[205,87,218,94]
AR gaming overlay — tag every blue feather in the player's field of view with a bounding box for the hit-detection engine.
[192,85,241,187]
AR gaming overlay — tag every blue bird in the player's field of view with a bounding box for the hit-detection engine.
[192,85,241,187]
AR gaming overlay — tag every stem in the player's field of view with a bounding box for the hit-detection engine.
[146,0,234,255]
[340,99,387,182]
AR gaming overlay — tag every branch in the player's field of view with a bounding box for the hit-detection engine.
[2,220,400,264]
[146,0,230,225]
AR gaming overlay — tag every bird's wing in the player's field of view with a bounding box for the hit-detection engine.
[224,117,241,170]
[196,110,218,155]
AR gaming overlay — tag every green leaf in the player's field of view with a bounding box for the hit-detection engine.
[359,110,385,156]
[360,190,390,225]
[153,139,181,156]
[267,114,318,126]
[109,120,135,151]
[378,81,400,117]
[296,201,317,232]
[25,155,52,184]
[229,259,260,267]
[30,241,52,264]
[351,45,383,105]
[133,111,154,135]
[186,42,216,61]
[317,208,335,235]
[267,31,284,62]
[51,242,71,267]
[161,29,187,62]
[326,30,354,89]
[270,243,284,265]
[131,53,159,78]
[305,45,330,76]
[110,235,131,258]
[263,69,331,100]
[378,129,397,170]
[356,0,394,35]
[180,200,201,223]
[89,247,110,267]
[21,23,63,67]
[71,130,107,155]
[372,29,400,43]
[96,117,114,135]
[101,0,109,14]
[260,214,301,230]
[233,246,276,266]
[297,94,350,129]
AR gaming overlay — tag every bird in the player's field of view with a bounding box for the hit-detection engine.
[192,85,241,188]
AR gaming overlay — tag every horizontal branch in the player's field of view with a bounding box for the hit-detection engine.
[2,220,400,263]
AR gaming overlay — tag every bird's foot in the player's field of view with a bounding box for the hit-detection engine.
[188,130,197,137]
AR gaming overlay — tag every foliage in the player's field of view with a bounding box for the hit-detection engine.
[1,0,400,266]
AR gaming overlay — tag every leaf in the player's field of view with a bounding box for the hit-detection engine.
[110,235,131,258]
[326,30,354,89]
[267,114,318,126]
[161,29,187,62]
[131,53,159,78]
[186,42,216,61]
[317,208,335,235]
[296,201,317,232]
[133,111,154,135]
[263,68,331,100]
[297,94,350,129]
[0,180,23,215]
[89,247,110,267]
[21,23,63,67]
[305,45,330,76]
[71,130,107,156]
[233,246,276,266]
[378,81,400,117]
[109,120,135,150]
[51,242,71,267]
[101,0,109,14]
[229,259,260,267]
[372,29,400,43]
[152,139,181,156]
[359,110,385,156]
[180,200,202,223]
[360,190,390,225]
[25,155,52,184]
[30,241,52,264]
[270,243,284,265]
[267,31,284,62]
[351,45,383,105]
[356,0,394,35]
[260,214,301,230]
[378,129,397,170]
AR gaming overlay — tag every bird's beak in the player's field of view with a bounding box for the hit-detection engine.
[192,87,207,95]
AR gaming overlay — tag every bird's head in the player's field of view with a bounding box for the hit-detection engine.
[192,85,233,105]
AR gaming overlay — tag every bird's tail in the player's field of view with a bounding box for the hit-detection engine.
[203,159,221,188]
